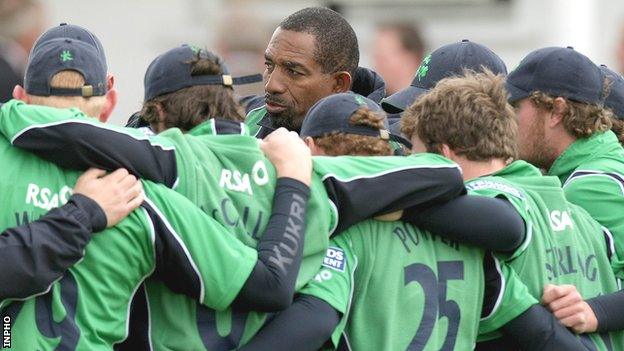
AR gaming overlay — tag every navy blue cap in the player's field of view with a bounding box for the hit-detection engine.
[25,38,107,97]
[506,46,604,105]
[143,44,263,101]
[301,92,412,149]
[599,65,624,120]
[381,39,507,113]
[32,23,107,72]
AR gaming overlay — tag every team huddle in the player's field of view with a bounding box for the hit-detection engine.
[1,5,624,351]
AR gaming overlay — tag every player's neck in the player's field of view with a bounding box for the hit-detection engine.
[454,157,508,181]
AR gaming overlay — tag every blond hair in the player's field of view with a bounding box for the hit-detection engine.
[402,69,517,161]
[28,70,106,117]
[528,91,612,139]
[313,107,393,156]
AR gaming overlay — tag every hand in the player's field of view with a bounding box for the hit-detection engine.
[541,284,598,333]
[260,128,312,186]
[73,168,144,227]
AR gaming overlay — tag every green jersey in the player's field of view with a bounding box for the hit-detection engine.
[548,131,624,272]
[0,100,464,350]
[300,219,537,350]
[466,160,624,350]
[0,135,258,349]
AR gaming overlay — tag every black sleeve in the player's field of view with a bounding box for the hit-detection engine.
[239,294,339,351]
[404,195,525,251]
[233,178,310,311]
[324,164,465,234]
[586,290,624,333]
[0,194,106,300]
[499,305,590,350]
[12,122,178,187]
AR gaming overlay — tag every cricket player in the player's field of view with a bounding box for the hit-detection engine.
[239,92,587,351]
[402,69,624,350]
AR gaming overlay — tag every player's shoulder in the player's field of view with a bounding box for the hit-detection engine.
[564,167,624,196]
[466,176,526,200]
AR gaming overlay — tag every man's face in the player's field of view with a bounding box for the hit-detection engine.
[373,29,420,95]
[515,98,555,169]
[264,28,337,131]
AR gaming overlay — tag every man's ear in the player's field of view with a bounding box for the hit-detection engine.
[98,88,118,123]
[304,136,325,155]
[441,143,455,159]
[549,97,567,127]
[12,85,29,103]
[106,74,115,91]
[332,71,352,93]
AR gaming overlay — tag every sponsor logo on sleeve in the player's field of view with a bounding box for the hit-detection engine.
[322,247,346,272]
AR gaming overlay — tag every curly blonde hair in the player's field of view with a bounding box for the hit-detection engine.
[528,91,612,139]
[313,107,393,156]
[402,69,517,161]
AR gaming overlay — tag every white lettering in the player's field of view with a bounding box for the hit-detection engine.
[252,160,269,186]
[219,163,271,195]
[25,183,40,206]
[550,210,574,232]
[24,183,73,211]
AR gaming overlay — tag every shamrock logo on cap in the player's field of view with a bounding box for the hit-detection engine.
[60,50,73,62]
[354,94,366,106]
[416,54,431,81]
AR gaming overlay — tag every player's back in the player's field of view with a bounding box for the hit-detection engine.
[0,136,153,349]
[0,136,255,349]
[468,161,624,350]
[309,219,531,351]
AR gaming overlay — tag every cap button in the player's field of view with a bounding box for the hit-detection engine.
[60,22,67,26]
[566,46,574,50]
[462,39,469,42]
[64,38,71,43]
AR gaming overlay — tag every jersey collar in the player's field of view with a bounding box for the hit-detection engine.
[188,118,250,136]
[548,131,619,183]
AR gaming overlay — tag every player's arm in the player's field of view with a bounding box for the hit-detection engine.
[311,153,466,234]
[404,195,525,251]
[0,100,178,187]
[148,130,312,312]
[541,283,624,334]
[0,168,143,301]
[238,295,340,351]
[493,305,592,350]
[240,232,356,351]
[478,256,588,350]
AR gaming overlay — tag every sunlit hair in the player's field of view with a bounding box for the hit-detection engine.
[402,69,517,161]
[313,107,393,156]
[28,70,106,117]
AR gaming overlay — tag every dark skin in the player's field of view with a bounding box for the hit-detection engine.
[264,28,352,131]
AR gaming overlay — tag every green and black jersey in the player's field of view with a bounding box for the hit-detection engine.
[548,131,624,273]
[0,100,465,350]
[0,135,259,349]
[467,161,624,350]
[300,219,536,350]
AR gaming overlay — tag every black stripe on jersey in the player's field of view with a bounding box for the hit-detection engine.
[565,170,624,194]
[114,283,150,351]
[322,165,465,235]
[12,120,178,188]
[481,251,504,319]
[213,118,244,135]
[141,200,203,302]
[336,331,353,351]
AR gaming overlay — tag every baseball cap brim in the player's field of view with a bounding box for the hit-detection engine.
[381,86,427,114]
[505,80,531,103]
